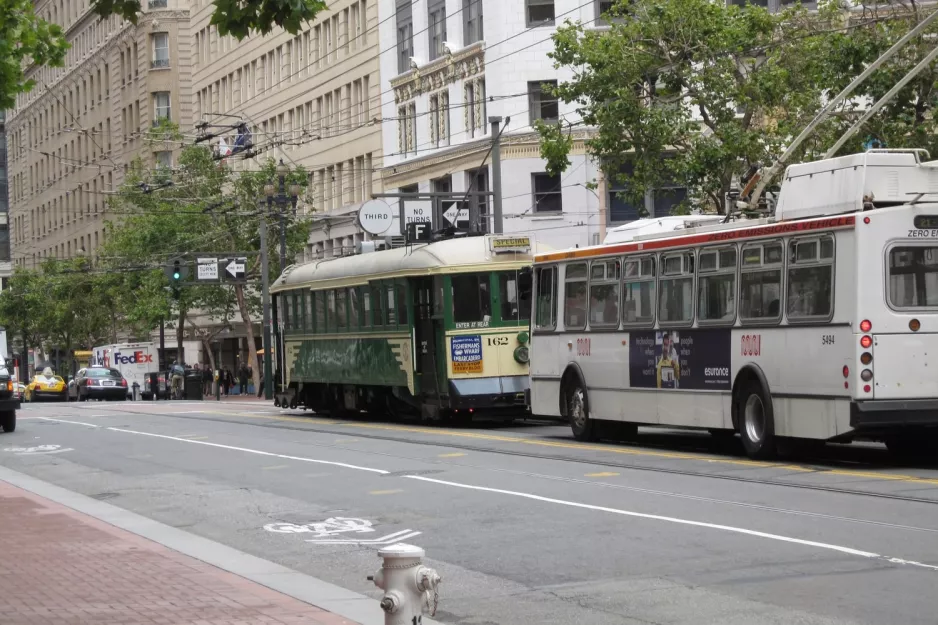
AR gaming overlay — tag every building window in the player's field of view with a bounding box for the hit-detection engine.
[148,0,168,7]
[607,160,643,222]
[151,32,169,68]
[464,0,483,44]
[155,151,172,169]
[532,173,562,213]
[429,90,450,148]
[396,0,414,74]
[153,92,171,122]
[428,0,446,60]
[466,167,488,232]
[464,78,486,139]
[526,0,555,26]
[398,103,416,155]
[528,80,558,124]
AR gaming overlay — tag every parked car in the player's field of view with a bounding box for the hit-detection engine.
[25,369,67,402]
[73,366,129,401]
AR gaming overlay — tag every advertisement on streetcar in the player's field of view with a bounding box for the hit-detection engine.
[629,330,731,390]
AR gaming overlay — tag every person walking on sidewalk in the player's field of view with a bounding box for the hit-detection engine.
[238,364,248,396]
[223,368,232,396]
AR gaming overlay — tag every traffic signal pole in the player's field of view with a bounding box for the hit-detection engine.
[260,210,273,401]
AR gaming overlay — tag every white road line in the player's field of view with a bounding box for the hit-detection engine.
[104,426,389,474]
[38,417,99,428]
[406,475,938,572]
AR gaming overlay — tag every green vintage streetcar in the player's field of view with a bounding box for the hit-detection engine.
[270,234,547,422]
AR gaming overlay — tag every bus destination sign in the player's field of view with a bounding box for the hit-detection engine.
[490,236,532,254]
[913,215,938,230]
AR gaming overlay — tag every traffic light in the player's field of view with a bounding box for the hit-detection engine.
[172,259,182,281]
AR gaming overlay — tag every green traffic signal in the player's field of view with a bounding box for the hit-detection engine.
[173,271,181,280]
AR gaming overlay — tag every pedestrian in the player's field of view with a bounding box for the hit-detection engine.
[238,365,248,396]
[202,364,212,396]
[257,371,265,398]
[223,368,233,396]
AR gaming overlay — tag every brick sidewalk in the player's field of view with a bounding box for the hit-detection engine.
[0,481,360,625]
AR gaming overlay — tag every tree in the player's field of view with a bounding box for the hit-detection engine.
[0,266,49,373]
[104,129,311,392]
[536,0,840,215]
[90,0,327,39]
[0,0,69,110]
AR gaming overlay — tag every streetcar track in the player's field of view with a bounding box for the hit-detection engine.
[49,405,938,506]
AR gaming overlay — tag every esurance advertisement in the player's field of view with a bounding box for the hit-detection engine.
[628,330,730,390]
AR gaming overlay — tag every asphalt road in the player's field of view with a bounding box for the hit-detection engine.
[3,399,938,625]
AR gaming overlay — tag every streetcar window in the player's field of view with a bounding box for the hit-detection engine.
[281,295,290,331]
[362,289,372,327]
[888,246,938,308]
[292,292,301,331]
[659,252,694,324]
[386,285,397,326]
[534,266,557,330]
[372,285,385,327]
[623,255,655,325]
[697,247,737,323]
[305,291,313,332]
[433,276,444,316]
[740,242,781,322]
[327,290,337,331]
[589,260,619,327]
[349,288,361,329]
[499,272,531,322]
[396,283,409,325]
[451,273,492,323]
[564,263,588,330]
[337,289,348,329]
[315,291,325,332]
[787,235,834,320]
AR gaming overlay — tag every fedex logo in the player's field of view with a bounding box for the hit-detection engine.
[114,350,153,365]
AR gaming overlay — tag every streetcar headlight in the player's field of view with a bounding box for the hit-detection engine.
[513,346,530,364]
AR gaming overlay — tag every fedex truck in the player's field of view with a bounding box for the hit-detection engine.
[92,342,159,399]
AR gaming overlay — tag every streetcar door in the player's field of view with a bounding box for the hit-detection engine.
[414,278,441,400]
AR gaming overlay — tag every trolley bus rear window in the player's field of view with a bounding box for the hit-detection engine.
[889,246,938,308]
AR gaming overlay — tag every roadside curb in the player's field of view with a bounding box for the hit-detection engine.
[0,464,443,625]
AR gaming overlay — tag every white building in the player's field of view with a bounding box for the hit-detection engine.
[375,0,611,249]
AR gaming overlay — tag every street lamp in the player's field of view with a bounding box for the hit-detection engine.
[260,160,301,402]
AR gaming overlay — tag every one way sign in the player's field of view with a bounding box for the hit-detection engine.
[223,257,247,282]
[441,200,469,228]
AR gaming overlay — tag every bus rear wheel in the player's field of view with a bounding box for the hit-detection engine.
[736,382,776,459]
[568,381,599,442]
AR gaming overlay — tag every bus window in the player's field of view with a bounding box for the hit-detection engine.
[451,273,492,324]
[740,242,782,322]
[787,236,834,320]
[534,267,557,330]
[659,252,694,324]
[349,287,361,329]
[396,283,408,325]
[888,246,938,307]
[499,271,531,322]
[697,247,737,323]
[564,263,588,329]
[589,260,619,327]
[623,256,655,325]
[315,291,325,331]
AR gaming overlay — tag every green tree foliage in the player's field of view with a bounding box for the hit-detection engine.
[90,0,327,39]
[537,0,851,214]
[0,0,69,110]
[104,134,311,390]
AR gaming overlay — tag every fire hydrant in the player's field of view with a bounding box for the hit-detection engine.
[369,543,441,625]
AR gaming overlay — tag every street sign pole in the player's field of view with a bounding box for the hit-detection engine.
[260,209,273,401]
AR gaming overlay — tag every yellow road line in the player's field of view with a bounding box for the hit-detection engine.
[369,489,403,495]
[185,409,938,487]
[585,472,620,477]
[438,452,467,458]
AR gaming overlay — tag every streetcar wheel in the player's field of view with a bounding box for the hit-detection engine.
[568,381,599,442]
[737,382,776,459]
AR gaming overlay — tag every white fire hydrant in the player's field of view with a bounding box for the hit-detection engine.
[369,543,441,625]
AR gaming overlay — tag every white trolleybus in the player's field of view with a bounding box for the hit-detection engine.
[529,149,938,459]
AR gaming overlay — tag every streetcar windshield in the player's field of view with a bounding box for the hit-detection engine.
[451,273,491,323]
[888,246,938,308]
[498,271,531,322]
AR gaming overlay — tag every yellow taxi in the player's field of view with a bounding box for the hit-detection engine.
[25,368,67,402]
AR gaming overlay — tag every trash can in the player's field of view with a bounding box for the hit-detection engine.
[184,373,203,400]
